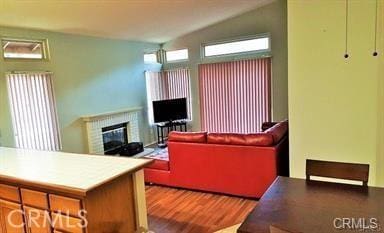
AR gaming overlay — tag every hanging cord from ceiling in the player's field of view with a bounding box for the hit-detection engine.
[344,0,350,59]
[373,0,379,57]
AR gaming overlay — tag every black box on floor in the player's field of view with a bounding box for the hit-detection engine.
[119,142,144,156]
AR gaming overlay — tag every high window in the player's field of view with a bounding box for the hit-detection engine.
[202,35,270,58]
[166,49,188,62]
[144,53,158,64]
[2,38,49,60]
[6,72,61,151]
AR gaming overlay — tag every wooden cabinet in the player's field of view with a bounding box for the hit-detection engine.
[51,213,82,233]
[0,172,144,233]
[0,199,24,233]
[0,147,151,233]
[0,169,148,233]
[0,185,20,203]
[20,189,48,210]
[23,207,51,233]
[49,195,81,217]
[0,188,85,233]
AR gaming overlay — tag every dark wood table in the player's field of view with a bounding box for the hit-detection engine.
[238,176,384,233]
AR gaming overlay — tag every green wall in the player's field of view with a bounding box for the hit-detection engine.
[288,0,384,186]
[0,26,160,153]
[162,0,288,131]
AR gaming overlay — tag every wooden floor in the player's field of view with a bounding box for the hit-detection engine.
[146,185,257,233]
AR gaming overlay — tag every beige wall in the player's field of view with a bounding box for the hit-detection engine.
[162,0,288,131]
[288,0,384,186]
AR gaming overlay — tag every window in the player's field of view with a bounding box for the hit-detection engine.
[166,49,188,62]
[144,53,157,63]
[2,38,49,60]
[145,69,192,124]
[199,58,271,133]
[7,72,61,151]
[203,35,270,58]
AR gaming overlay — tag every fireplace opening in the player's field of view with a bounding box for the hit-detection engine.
[102,123,128,155]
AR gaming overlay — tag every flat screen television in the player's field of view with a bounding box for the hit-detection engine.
[153,98,188,123]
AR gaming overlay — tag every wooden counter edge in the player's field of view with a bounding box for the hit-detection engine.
[0,158,154,198]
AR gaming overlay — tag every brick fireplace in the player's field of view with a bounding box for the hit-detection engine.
[82,108,141,154]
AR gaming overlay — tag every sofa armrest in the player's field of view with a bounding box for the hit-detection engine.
[261,122,278,131]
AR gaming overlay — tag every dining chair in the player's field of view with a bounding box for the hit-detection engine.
[270,225,298,233]
[306,159,369,186]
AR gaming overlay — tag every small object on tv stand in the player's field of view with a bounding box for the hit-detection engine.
[119,142,144,157]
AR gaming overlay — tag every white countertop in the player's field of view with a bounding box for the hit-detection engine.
[0,147,151,194]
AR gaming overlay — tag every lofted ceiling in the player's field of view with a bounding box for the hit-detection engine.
[0,0,273,43]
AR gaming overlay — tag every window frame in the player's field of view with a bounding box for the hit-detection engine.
[1,37,50,61]
[201,33,271,60]
[144,52,158,64]
[165,48,189,63]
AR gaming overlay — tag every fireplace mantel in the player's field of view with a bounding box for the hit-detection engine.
[81,107,143,122]
[82,107,142,154]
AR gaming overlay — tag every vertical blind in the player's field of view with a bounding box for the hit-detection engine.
[7,72,61,151]
[199,58,271,133]
[145,68,192,124]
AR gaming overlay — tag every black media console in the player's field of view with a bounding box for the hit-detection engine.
[156,121,187,147]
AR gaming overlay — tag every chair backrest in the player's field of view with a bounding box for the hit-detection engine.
[306,159,369,186]
[270,225,297,233]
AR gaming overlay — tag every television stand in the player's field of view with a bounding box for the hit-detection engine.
[156,120,187,146]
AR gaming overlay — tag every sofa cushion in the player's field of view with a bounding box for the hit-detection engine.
[146,159,170,171]
[168,131,207,143]
[207,133,274,146]
[264,120,288,144]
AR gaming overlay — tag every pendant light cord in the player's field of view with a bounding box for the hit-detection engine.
[373,0,379,56]
[344,0,349,58]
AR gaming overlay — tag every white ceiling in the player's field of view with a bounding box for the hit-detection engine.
[0,0,273,43]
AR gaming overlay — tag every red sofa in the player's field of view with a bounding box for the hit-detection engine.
[144,121,289,198]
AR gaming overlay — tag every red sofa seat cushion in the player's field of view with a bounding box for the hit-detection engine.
[168,131,207,143]
[146,159,170,171]
[264,120,288,144]
[207,133,274,146]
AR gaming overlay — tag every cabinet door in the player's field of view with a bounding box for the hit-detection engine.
[23,207,51,233]
[0,199,24,233]
[51,213,83,233]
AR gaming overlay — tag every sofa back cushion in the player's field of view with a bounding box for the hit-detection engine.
[207,133,274,146]
[264,120,288,144]
[168,131,207,143]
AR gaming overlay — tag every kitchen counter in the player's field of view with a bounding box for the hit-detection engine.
[0,147,151,195]
[0,147,152,233]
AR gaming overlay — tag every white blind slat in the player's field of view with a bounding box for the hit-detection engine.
[145,69,192,125]
[6,72,61,151]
